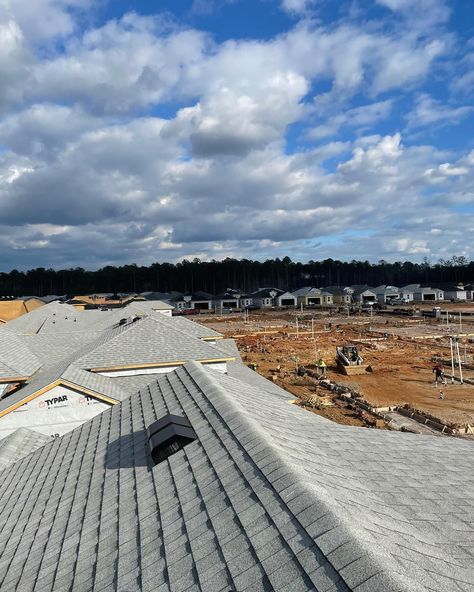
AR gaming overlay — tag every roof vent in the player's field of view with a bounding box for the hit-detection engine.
[146,414,197,465]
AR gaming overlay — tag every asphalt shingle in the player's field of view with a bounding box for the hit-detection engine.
[0,361,471,591]
[75,316,233,370]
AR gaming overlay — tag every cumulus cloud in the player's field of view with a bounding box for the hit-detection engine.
[5,13,445,118]
[32,15,210,115]
[0,0,471,268]
[0,19,32,113]
[0,103,103,158]
[1,0,92,42]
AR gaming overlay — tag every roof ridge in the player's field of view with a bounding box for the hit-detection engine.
[179,362,417,591]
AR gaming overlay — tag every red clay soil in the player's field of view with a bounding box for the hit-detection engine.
[198,310,474,428]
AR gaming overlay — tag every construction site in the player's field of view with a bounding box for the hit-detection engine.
[198,305,474,437]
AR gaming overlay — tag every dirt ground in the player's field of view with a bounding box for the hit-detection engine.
[198,307,474,428]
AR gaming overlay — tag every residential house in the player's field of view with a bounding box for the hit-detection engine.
[403,284,444,302]
[350,285,377,304]
[67,293,136,310]
[399,286,415,302]
[324,286,352,305]
[292,287,334,306]
[0,304,232,439]
[0,297,45,323]
[120,299,174,317]
[171,291,215,311]
[373,285,401,304]
[251,288,297,308]
[213,289,252,310]
[465,283,474,300]
[139,290,182,302]
[431,283,467,301]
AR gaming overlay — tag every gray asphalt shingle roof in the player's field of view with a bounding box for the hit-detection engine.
[2,301,80,334]
[0,428,50,471]
[122,300,174,312]
[0,328,41,378]
[0,305,228,414]
[76,316,232,370]
[22,332,106,365]
[0,323,135,414]
[213,339,292,399]
[61,365,129,401]
[158,315,223,339]
[0,361,472,592]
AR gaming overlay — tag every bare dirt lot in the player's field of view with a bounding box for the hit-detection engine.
[198,307,474,429]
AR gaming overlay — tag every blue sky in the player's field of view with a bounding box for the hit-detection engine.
[0,0,472,270]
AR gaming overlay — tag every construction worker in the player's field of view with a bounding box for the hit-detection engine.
[432,363,446,386]
[317,358,327,379]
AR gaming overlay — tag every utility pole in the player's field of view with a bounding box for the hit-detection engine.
[450,337,455,383]
[456,339,463,384]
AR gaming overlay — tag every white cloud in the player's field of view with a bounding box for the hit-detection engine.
[0,103,103,157]
[388,238,430,255]
[406,94,473,129]
[281,0,317,15]
[1,0,92,42]
[371,39,445,94]
[375,0,450,27]
[451,51,474,94]
[0,18,32,112]
[1,14,444,119]
[32,15,210,114]
[169,71,308,157]
[308,100,393,139]
[0,1,470,267]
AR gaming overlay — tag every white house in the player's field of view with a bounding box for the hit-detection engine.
[251,288,296,308]
[403,285,444,302]
[431,283,467,301]
[213,289,253,310]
